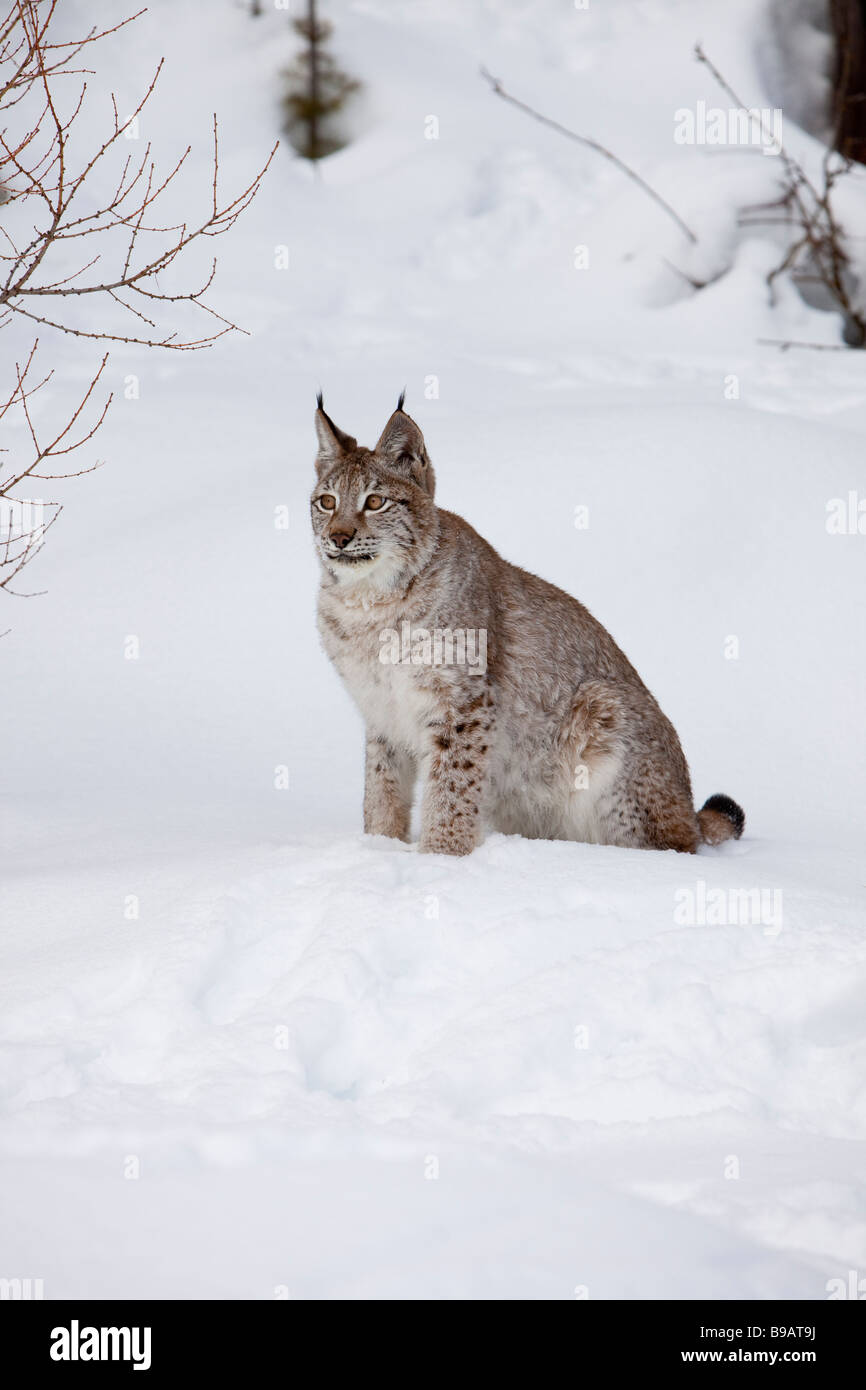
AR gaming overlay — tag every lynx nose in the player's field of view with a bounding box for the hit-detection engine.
[329,528,356,550]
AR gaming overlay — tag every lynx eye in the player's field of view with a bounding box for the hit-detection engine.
[317,494,337,511]
[364,494,386,511]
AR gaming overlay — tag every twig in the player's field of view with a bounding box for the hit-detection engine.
[757,338,850,351]
[480,65,697,244]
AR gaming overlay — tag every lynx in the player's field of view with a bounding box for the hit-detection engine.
[311,394,744,857]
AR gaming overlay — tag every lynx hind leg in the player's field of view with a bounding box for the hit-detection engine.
[564,684,700,852]
[588,760,700,853]
[633,768,701,852]
[561,682,627,838]
[364,734,415,842]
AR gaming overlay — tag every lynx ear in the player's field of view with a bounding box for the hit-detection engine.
[375,393,435,495]
[315,393,356,472]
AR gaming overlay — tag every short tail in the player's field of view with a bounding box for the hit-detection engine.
[697,793,745,845]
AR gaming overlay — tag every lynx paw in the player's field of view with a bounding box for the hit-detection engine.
[418,829,476,857]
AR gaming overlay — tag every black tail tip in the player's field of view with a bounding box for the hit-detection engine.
[701,793,745,839]
[396,388,406,411]
[316,390,324,411]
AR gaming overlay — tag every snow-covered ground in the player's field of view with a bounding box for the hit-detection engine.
[1,0,865,1298]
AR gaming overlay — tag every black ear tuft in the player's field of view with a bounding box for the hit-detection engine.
[396,388,406,412]
[316,390,324,411]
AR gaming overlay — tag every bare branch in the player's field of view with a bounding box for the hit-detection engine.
[480,65,697,244]
[757,338,852,352]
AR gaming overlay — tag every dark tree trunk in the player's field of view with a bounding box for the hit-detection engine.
[308,0,321,162]
[830,0,866,163]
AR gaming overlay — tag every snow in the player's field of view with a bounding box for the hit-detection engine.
[1,0,865,1299]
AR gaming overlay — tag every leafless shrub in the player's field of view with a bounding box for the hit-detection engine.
[0,0,277,596]
[697,45,866,348]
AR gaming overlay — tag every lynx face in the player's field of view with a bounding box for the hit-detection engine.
[310,395,437,589]
[311,456,424,581]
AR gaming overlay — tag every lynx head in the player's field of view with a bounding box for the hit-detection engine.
[311,392,438,589]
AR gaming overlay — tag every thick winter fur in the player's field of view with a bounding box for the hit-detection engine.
[311,397,745,857]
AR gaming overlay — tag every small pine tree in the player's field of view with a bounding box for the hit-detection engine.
[282,0,360,161]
